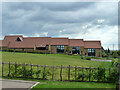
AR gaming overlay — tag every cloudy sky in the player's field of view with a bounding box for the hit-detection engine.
[2,2,118,50]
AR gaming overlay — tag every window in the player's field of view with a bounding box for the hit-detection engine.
[72,47,80,54]
[88,48,95,56]
[57,45,64,53]
[36,47,46,50]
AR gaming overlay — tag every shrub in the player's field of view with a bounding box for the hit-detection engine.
[107,68,119,83]
[95,68,105,82]
[112,51,118,58]
[81,56,85,59]
[85,57,91,60]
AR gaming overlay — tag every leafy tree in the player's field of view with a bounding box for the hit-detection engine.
[117,50,120,56]
[66,46,69,54]
[112,51,118,58]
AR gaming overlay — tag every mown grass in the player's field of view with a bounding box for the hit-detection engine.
[1,52,116,89]
[1,51,112,68]
[2,77,115,89]
[32,80,115,89]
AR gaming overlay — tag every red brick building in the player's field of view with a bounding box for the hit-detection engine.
[0,35,102,57]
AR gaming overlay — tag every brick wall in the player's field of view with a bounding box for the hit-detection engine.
[51,45,57,54]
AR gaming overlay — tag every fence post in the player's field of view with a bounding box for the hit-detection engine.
[23,63,25,78]
[82,67,84,81]
[15,62,17,77]
[2,62,4,77]
[8,62,10,77]
[31,64,32,78]
[97,67,99,82]
[109,68,110,76]
[89,67,91,81]
[68,65,70,81]
[60,65,62,81]
[104,68,105,82]
[52,65,54,80]
[75,66,77,81]
[43,65,46,79]
[116,63,120,90]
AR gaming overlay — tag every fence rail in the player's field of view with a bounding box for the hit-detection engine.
[1,62,118,83]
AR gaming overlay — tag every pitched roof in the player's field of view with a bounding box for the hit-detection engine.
[23,37,51,47]
[84,40,101,48]
[4,35,23,42]
[0,40,10,47]
[0,35,102,49]
[51,38,69,45]
[69,39,84,47]
[8,41,42,48]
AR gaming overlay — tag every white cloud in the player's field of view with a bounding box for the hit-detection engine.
[97,19,104,24]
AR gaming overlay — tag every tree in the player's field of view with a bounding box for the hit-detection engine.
[107,48,110,53]
[66,46,69,54]
[118,50,120,56]
[112,51,118,58]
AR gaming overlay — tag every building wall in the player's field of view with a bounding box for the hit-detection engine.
[69,46,72,54]
[80,46,84,55]
[1,45,102,57]
[1,47,8,51]
[84,49,88,56]
[64,45,67,54]
[95,48,102,57]
[51,45,57,54]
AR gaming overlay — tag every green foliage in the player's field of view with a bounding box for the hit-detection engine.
[66,46,69,54]
[85,57,91,60]
[102,50,107,57]
[118,50,120,56]
[10,65,41,79]
[95,68,105,82]
[107,68,119,83]
[112,51,118,58]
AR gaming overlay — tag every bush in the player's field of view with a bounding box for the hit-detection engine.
[107,68,119,83]
[112,51,118,58]
[81,56,85,59]
[94,67,105,82]
[85,57,91,60]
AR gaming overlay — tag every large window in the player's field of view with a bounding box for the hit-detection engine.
[57,45,64,53]
[72,47,80,54]
[36,47,46,50]
[88,48,95,56]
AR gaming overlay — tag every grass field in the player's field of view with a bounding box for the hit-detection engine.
[1,52,116,89]
[1,51,112,68]
[32,80,115,89]
[3,77,115,89]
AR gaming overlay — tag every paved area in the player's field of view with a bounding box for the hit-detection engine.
[91,59,112,62]
[0,79,39,90]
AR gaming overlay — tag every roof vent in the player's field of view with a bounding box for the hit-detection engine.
[16,37,23,41]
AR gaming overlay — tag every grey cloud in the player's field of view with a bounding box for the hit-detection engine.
[2,2,117,38]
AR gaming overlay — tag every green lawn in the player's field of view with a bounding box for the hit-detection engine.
[1,51,111,68]
[32,80,115,89]
[1,52,116,89]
